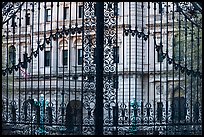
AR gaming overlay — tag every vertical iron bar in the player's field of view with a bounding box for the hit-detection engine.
[95,2,104,135]
[115,2,119,134]
[80,2,85,133]
[37,2,41,130]
[62,1,65,129]
[172,2,175,126]
[74,2,78,133]
[153,2,156,133]
[196,27,200,124]
[68,2,72,117]
[165,2,169,134]
[147,2,150,125]
[122,2,125,127]
[6,22,9,122]
[159,2,163,124]
[178,5,181,124]
[190,21,193,127]
[141,1,144,125]
[184,14,187,125]
[12,3,15,126]
[31,2,34,134]
[24,3,28,128]
[134,2,138,130]
[56,2,60,124]
[18,4,22,123]
[43,2,46,134]
[49,2,53,124]
[128,1,131,127]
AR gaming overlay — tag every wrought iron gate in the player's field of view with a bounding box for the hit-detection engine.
[2,2,202,135]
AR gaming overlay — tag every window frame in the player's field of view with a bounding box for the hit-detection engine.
[158,2,164,14]
[64,7,69,20]
[46,8,51,22]
[25,13,30,25]
[78,5,83,18]
[11,16,16,27]
[157,48,163,62]
[44,50,51,67]
[62,49,68,66]
[113,46,119,63]
[77,49,83,65]
[8,45,16,66]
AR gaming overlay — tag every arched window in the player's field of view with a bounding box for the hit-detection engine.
[73,38,82,66]
[9,45,16,67]
[65,100,82,133]
[59,40,68,66]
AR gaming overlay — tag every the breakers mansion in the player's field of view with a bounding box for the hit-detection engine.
[2,2,201,122]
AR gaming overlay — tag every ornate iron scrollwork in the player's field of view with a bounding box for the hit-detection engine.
[2,2,25,24]
[176,2,202,29]
[83,2,96,135]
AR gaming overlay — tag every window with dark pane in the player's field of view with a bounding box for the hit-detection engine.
[157,102,163,121]
[172,97,186,122]
[64,7,69,20]
[11,16,16,27]
[78,5,83,18]
[113,46,119,63]
[158,2,164,14]
[78,49,82,65]
[9,46,16,66]
[22,53,28,69]
[62,50,68,65]
[25,13,30,25]
[114,2,119,16]
[45,51,51,67]
[157,47,163,62]
[113,75,118,89]
[46,9,51,22]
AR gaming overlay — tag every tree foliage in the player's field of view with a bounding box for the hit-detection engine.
[173,4,202,104]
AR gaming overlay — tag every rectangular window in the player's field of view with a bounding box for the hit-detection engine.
[78,49,83,65]
[114,2,119,16]
[25,13,30,25]
[64,7,69,20]
[79,5,83,18]
[22,53,27,68]
[157,44,163,62]
[113,75,118,89]
[11,16,16,27]
[158,2,164,14]
[113,46,119,63]
[157,50,163,62]
[45,51,51,67]
[62,50,68,65]
[9,46,16,66]
[46,9,51,22]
